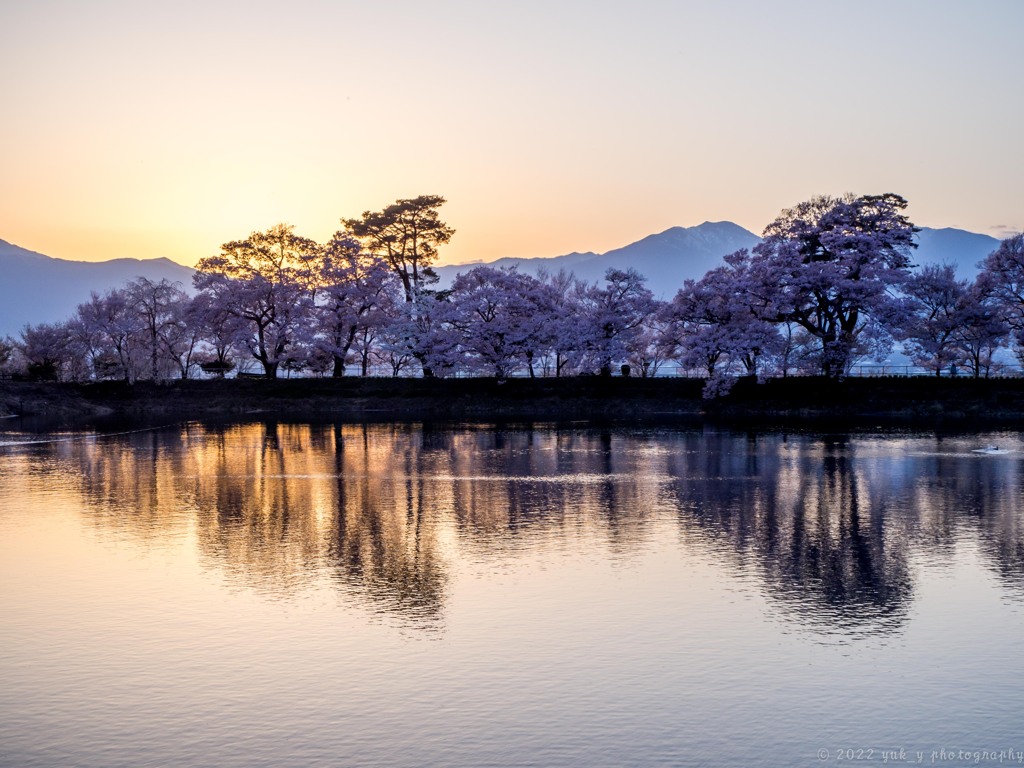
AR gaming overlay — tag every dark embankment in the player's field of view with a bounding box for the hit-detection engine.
[4,376,1024,429]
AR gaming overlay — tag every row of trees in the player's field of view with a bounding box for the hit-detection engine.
[670,195,1024,384]
[3,193,1023,388]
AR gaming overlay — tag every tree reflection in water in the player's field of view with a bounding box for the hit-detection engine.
[666,433,914,637]
[31,422,1024,635]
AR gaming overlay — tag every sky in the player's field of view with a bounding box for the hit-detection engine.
[2,0,1022,267]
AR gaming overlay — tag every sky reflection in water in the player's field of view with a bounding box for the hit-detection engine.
[1,422,1023,767]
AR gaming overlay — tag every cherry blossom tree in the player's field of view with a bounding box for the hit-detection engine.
[374,309,418,377]
[745,194,917,378]
[124,277,190,380]
[74,289,146,382]
[578,268,658,376]
[536,268,587,376]
[157,294,207,379]
[312,233,398,377]
[412,296,459,377]
[980,234,1024,325]
[979,234,1024,364]
[17,322,76,381]
[442,266,559,378]
[193,224,318,378]
[954,278,1009,378]
[899,264,969,375]
[624,315,671,378]
[0,336,14,377]
[190,291,244,377]
[663,263,782,380]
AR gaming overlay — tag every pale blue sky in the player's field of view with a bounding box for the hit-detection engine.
[1,0,1021,265]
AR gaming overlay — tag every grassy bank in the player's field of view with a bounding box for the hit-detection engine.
[4,376,1024,429]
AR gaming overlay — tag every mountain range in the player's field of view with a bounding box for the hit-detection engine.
[436,222,1001,291]
[434,221,763,290]
[0,240,194,338]
[0,223,1004,338]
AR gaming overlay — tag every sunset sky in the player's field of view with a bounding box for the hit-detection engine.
[2,0,1021,267]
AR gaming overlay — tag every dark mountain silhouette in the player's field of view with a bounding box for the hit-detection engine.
[0,239,195,337]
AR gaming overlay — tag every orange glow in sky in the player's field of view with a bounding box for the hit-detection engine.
[2,1,1022,267]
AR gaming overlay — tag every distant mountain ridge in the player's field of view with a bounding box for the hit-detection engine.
[436,221,1000,294]
[436,221,763,294]
[911,227,1000,275]
[0,223,1005,338]
[0,239,194,337]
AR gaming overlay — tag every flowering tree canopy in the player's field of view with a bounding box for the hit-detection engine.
[312,233,397,377]
[899,264,970,375]
[442,266,560,378]
[125,277,191,380]
[746,193,918,377]
[980,234,1024,364]
[193,224,319,378]
[665,263,782,379]
[578,268,658,376]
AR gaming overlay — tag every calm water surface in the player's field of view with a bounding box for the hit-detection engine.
[1,422,1023,767]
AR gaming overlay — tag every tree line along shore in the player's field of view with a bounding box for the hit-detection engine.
[3,377,1024,428]
[2,193,1023,399]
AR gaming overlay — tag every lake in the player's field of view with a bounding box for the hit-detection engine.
[2,421,1023,767]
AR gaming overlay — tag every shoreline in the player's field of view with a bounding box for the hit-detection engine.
[4,377,1024,430]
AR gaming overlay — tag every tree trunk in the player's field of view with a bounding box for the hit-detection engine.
[332,355,346,377]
